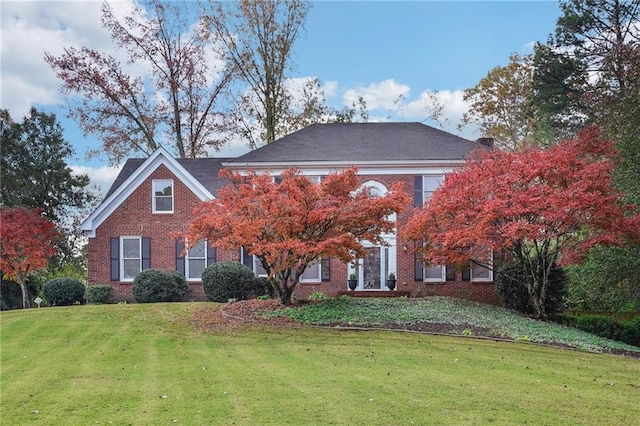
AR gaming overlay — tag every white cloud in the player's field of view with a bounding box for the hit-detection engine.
[338,79,478,139]
[343,79,410,111]
[403,89,468,121]
[0,0,140,118]
[70,164,123,197]
[322,80,338,98]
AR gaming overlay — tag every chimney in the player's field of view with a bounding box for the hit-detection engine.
[476,137,494,148]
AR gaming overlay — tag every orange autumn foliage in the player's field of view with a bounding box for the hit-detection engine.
[404,126,639,318]
[183,167,409,305]
[1,208,59,308]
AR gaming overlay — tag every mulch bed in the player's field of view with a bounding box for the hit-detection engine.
[191,299,640,358]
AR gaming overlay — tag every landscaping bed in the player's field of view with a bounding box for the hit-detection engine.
[192,297,640,358]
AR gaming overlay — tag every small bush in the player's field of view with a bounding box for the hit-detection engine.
[572,314,640,347]
[616,317,640,347]
[575,315,617,339]
[495,261,567,317]
[309,292,327,301]
[132,269,190,303]
[42,277,85,306]
[247,276,273,299]
[495,262,530,313]
[86,285,114,304]
[1,278,23,310]
[201,262,255,303]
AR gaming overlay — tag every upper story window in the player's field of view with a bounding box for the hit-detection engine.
[414,175,444,207]
[274,174,322,185]
[152,179,174,213]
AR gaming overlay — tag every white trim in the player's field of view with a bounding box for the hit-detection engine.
[223,161,463,177]
[299,260,322,283]
[471,253,494,282]
[185,240,207,281]
[223,159,465,169]
[152,179,174,214]
[424,265,446,282]
[80,147,214,238]
[120,236,141,282]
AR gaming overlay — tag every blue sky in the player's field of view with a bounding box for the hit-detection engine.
[1,1,562,194]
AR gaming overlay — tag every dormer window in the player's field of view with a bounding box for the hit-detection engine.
[152,179,174,213]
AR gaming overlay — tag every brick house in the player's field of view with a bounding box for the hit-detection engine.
[80,122,499,304]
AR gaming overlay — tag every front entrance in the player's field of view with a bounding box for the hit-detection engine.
[357,246,390,290]
[347,180,397,291]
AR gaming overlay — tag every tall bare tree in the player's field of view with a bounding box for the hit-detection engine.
[45,0,234,164]
[204,0,311,148]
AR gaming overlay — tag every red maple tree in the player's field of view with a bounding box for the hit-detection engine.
[1,208,59,308]
[184,167,409,305]
[404,126,639,318]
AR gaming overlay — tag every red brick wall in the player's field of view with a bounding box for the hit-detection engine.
[88,168,500,305]
[87,165,233,301]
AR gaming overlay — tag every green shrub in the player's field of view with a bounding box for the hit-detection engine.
[495,261,567,317]
[86,285,114,304]
[575,314,617,339]
[1,278,23,310]
[574,315,640,347]
[309,292,327,301]
[554,314,578,328]
[42,277,85,306]
[495,262,530,313]
[132,269,190,303]
[201,262,255,303]
[616,317,640,347]
[247,276,273,299]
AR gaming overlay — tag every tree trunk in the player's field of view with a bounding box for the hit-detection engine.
[19,277,31,309]
[279,285,293,306]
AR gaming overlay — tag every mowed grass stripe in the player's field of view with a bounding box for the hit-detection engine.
[2,303,639,425]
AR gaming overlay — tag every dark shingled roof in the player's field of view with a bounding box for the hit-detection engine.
[105,157,231,198]
[227,122,482,164]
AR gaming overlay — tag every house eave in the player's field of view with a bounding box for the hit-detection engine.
[222,159,466,175]
[79,147,214,238]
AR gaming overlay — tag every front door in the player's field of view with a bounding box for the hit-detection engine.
[361,246,388,290]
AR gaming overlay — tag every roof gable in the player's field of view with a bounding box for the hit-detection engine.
[80,147,222,237]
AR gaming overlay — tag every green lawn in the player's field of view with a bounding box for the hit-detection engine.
[2,303,639,425]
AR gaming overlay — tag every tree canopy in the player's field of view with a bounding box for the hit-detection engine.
[459,53,539,150]
[1,208,59,308]
[184,168,409,305]
[532,0,640,137]
[404,126,639,319]
[204,0,312,148]
[44,0,234,164]
[0,107,96,270]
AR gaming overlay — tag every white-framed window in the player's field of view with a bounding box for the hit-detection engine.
[176,239,215,281]
[424,265,446,282]
[274,174,322,185]
[241,248,328,282]
[471,260,493,282]
[241,247,267,277]
[414,175,445,206]
[152,179,174,213]
[299,259,321,282]
[185,240,206,281]
[121,236,142,281]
